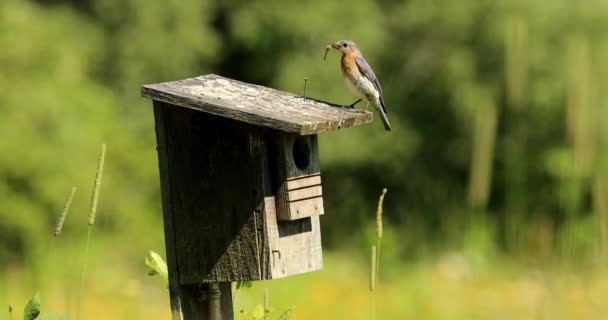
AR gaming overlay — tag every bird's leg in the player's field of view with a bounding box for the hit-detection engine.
[346,99,362,109]
[364,101,370,111]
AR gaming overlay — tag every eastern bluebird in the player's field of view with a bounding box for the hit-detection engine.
[326,40,391,131]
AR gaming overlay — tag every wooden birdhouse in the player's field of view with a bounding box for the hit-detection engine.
[141,74,371,319]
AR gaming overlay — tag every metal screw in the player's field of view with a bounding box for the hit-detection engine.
[303,78,309,100]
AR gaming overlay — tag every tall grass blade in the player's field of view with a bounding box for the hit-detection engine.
[376,188,386,241]
[54,187,77,237]
[375,188,387,286]
[370,245,377,320]
[43,187,77,318]
[88,144,105,226]
[77,144,106,320]
[263,288,270,320]
[370,245,377,292]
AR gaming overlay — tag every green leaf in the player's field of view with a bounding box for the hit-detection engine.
[145,250,168,286]
[23,292,40,320]
[278,306,295,320]
[39,312,69,320]
[251,304,264,320]
[236,281,252,290]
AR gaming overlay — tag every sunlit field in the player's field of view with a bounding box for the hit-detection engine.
[3,228,608,320]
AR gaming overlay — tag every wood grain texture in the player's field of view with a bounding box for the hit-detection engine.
[257,130,323,278]
[286,174,322,190]
[264,197,323,278]
[153,99,323,288]
[142,74,372,135]
[287,197,324,220]
[153,102,186,319]
[155,103,235,319]
[156,102,264,283]
[283,180,324,220]
[287,185,323,201]
[274,134,324,221]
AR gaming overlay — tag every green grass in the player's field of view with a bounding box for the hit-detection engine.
[5,230,608,320]
[77,143,105,320]
[4,145,106,320]
[6,168,608,319]
[233,252,608,320]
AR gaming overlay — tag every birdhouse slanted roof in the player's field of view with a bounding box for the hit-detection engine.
[141,74,372,135]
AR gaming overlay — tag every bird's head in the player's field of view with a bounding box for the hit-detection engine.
[327,40,360,55]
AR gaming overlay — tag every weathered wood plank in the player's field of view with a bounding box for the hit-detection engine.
[249,129,273,280]
[264,197,323,278]
[142,74,372,135]
[281,181,324,220]
[153,102,185,319]
[158,102,263,283]
[288,198,324,220]
[286,174,322,190]
[156,103,235,319]
[287,185,323,202]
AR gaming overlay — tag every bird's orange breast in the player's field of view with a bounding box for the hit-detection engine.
[341,54,360,78]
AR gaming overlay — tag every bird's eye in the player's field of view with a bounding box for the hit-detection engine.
[342,43,348,48]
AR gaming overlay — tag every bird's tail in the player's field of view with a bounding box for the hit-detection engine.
[376,100,391,131]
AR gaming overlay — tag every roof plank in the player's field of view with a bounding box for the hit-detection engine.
[141,74,372,135]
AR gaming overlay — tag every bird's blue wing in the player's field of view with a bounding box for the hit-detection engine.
[356,56,386,113]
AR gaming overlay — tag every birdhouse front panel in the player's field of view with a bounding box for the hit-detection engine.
[274,133,324,221]
[263,196,323,279]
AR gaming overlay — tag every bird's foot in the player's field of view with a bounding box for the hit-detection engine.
[344,99,362,109]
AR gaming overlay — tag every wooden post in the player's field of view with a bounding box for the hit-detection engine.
[143,74,373,320]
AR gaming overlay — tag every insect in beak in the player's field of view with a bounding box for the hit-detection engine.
[323,45,331,61]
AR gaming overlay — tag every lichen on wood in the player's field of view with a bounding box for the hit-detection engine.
[142,74,372,135]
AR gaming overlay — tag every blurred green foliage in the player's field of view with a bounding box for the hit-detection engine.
[2,0,608,265]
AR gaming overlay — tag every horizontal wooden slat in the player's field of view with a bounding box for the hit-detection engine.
[288,197,324,220]
[287,185,322,202]
[286,174,322,190]
[142,74,372,135]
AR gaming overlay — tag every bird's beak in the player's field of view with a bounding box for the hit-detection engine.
[324,43,340,61]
